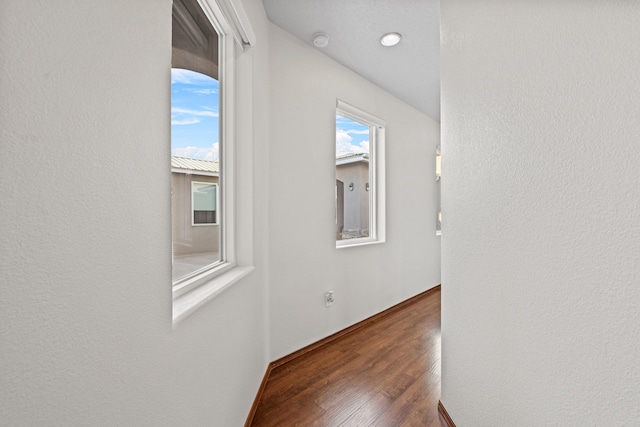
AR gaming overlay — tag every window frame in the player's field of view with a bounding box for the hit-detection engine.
[335,99,386,249]
[191,181,219,226]
[172,0,255,324]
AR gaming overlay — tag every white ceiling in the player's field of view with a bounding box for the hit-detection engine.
[262,0,441,121]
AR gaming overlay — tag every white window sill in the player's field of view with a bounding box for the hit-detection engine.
[172,265,254,325]
[336,238,385,249]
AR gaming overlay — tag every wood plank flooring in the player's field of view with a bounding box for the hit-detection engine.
[251,287,446,427]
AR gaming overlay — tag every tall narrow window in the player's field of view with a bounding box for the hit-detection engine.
[171,0,222,283]
[171,0,254,322]
[335,100,386,247]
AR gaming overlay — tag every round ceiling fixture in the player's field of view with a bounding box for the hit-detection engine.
[312,32,329,48]
[380,32,402,47]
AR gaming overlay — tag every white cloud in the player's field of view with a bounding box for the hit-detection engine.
[171,107,218,117]
[336,130,369,156]
[336,130,354,155]
[204,142,219,161]
[192,88,218,95]
[171,118,200,126]
[172,142,219,161]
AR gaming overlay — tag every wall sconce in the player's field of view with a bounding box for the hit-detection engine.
[435,144,441,181]
[348,183,354,191]
[365,182,369,191]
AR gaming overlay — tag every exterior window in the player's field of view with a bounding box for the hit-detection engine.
[171,0,222,283]
[170,0,255,323]
[192,182,218,225]
[335,100,386,247]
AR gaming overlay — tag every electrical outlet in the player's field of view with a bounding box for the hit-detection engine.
[325,291,335,307]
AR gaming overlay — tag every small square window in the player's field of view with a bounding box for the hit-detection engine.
[192,181,218,225]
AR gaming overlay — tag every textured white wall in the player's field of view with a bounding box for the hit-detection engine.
[267,24,441,360]
[0,0,270,424]
[441,1,640,425]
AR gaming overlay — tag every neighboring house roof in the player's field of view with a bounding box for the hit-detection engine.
[336,152,369,166]
[171,154,364,173]
[171,156,219,176]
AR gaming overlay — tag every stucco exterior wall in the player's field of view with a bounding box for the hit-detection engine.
[171,173,220,257]
[336,161,369,237]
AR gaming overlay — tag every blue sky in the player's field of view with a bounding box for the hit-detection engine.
[336,115,370,156]
[171,69,219,161]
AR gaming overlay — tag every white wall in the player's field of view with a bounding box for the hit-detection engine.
[267,24,441,360]
[0,0,270,425]
[441,1,640,425]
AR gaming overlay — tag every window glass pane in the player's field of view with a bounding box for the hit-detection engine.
[171,0,221,282]
[193,182,217,224]
[193,182,217,211]
[336,114,372,241]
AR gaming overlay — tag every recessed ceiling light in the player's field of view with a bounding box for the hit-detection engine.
[380,32,402,47]
[312,32,329,48]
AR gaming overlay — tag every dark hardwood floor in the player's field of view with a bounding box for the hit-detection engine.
[251,287,446,427]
